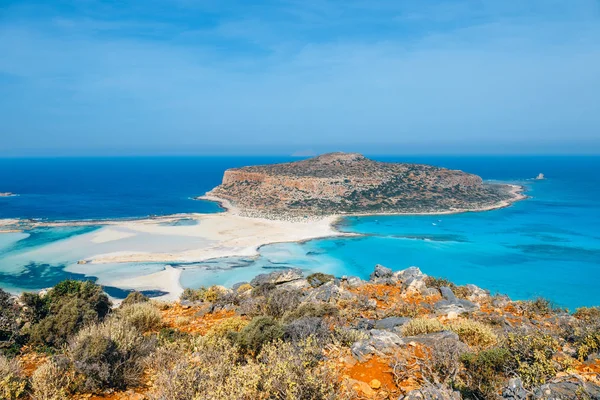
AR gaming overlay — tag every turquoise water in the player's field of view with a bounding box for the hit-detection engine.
[1,156,599,309]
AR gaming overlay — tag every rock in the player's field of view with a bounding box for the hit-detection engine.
[250,268,303,286]
[535,173,545,180]
[351,329,404,362]
[356,318,376,330]
[278,278,311,290]
[465,284,489,301]
[77,260,88,265]
[304,281,354,303]
[399,383,461,400]
[402,331,459,348]
[343,276,365,289]
[492,295,511,308]
[533,377,600,400]
[370,264,393,281]
[370,379,381,390]
[348,378,376,398]
[503,378,527,400]
[394,267,427,294]
[434,288,479,315]
[374,317,411,330]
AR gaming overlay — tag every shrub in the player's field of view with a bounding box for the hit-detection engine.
[282,302,338,323]
[31,357,72,400]
[460,347,510,398]
[232,316,284,355]
[402,318,444,336]
[284,317,330,343]
[118,302,162,332]
[257,338,342,399]
[424,276,455,289]
[505,331,559,387]
[0,289,21,355]
[205,316,249,339]
[333,327,369,346]
[0,354,27,399]
[448,319,498,348]
[69,317,154,392]
[264,289,302,319]
[307,272,334,288]
[573,307,600,323]
[27,280,111,348]
[517,297,560,318]
[236,283,253,293]
[180,287,207,302]
[575,330,600,361]
[251,282,277,298]
[120,291,149,307]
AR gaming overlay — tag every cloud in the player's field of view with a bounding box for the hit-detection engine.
[0,0,599,155]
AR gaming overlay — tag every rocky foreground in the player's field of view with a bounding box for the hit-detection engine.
[206,152,522,218]
[2,266,599,399]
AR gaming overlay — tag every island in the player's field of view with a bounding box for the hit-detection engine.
[204,152,524,218]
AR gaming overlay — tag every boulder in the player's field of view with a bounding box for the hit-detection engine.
[434,287,479,315]
[370,264,393,281]
[304,281,354,303]
[465,284,490,301]
[278,278,311,290]
[374,317,411,330]
[533,377,600,400]
[503,378,527,400]
[351,329,404,362]
[399,383,462,400]
[250,268,303,286]
[343,276,365,289]
[394,267,427,293]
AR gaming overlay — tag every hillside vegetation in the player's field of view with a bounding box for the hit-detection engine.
[0,266,599,399]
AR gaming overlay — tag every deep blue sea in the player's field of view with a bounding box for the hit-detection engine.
[1,156,599,310]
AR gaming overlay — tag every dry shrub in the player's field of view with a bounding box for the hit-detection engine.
[205,316,249,339]
[0,354,27,400]
[120,291,149,307]
[69,317,154,392]
[573,307,600,323]
[264,289,302,319]
[282,302,338,323]
[505,331,559,387]
[236,283,253,293]
[401,318,444,336]
[31,358,72,400]
[447,319,498,348]
[460,347,510,398]
[118,302,162,332]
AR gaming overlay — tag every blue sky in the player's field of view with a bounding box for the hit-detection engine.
[1,0,599,155]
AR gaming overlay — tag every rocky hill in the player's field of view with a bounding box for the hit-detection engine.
[3,267,599,399]
[206,153,521,217]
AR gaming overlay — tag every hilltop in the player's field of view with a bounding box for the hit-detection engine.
[206,153,523,218]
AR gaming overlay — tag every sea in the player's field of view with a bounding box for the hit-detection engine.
[0,155,599,310]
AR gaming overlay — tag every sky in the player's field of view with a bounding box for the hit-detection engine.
[1,0,599,156]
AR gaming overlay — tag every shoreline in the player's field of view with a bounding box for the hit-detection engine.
[0,184,527,299]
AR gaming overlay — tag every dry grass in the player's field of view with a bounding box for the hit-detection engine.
[401,318,444,336]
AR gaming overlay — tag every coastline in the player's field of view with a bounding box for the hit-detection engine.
[0,183,527,300]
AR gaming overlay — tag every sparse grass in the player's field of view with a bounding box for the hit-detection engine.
[573,307,600,323]
[401,318,444,336]
[31,358,72,400]
[447,319,498,348]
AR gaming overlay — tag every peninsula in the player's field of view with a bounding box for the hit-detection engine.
[205,152,524,218]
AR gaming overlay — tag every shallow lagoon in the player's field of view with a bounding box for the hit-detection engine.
[1,155,599,309]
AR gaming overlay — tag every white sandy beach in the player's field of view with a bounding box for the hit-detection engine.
[0,184,525,300]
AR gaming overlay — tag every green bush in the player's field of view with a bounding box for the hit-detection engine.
[424,276,455,289]
[505,331,559,387]
[120,291,149,308]
[0,289,21,356]
[69,317,154,392]
[575,330,600,362]
[460,347,510,399]
[307,272,334,288]
[180,287,207,302]
[118,302,162,332]
[0,354,27,399]
[27,280,111,348]
[232,316,284,355]
[401,318,444,336]
[518,297,560,318]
